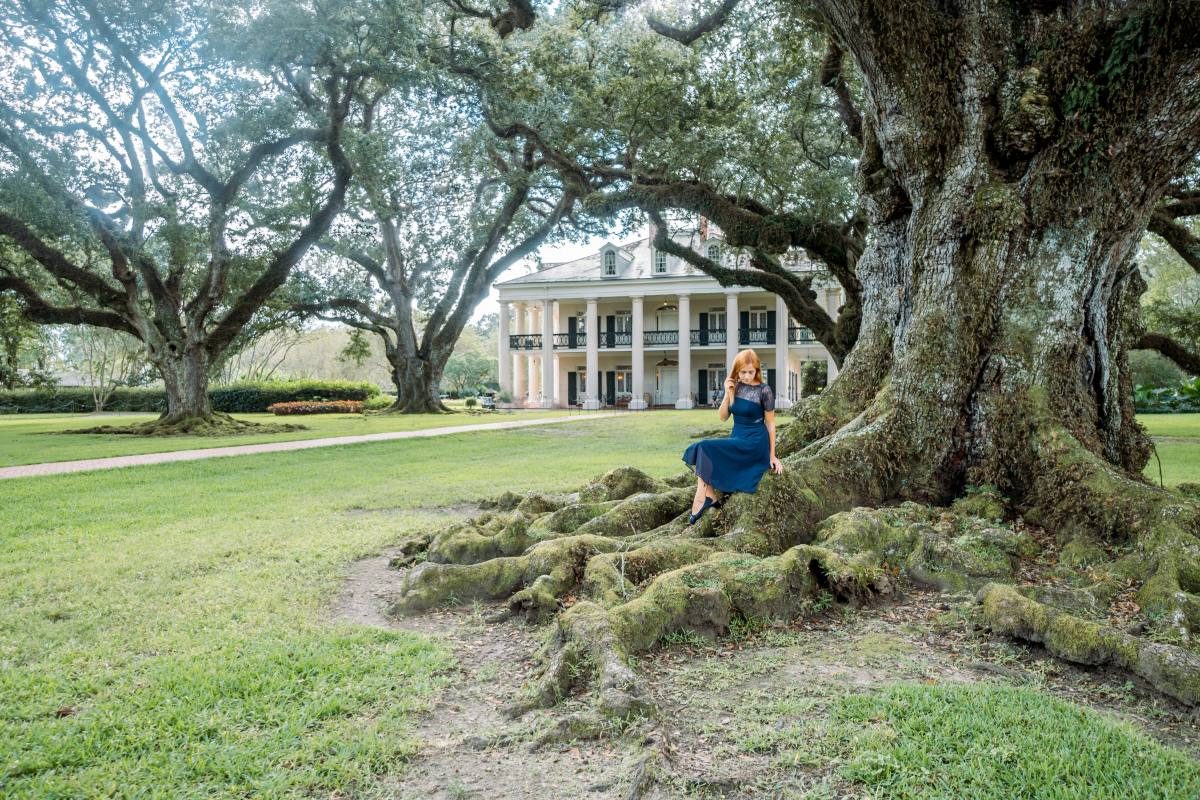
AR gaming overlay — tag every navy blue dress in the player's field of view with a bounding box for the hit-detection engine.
[682,382,775,493]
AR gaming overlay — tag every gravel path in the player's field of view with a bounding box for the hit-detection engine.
[1,413,621,479]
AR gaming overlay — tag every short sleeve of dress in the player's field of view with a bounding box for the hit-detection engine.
[760,383,775,411]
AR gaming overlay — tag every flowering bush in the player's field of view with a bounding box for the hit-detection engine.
[266,400,364,415]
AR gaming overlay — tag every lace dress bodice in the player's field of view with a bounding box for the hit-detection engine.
[733,382,776,415]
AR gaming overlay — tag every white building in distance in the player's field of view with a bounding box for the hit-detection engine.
[495,220,843,409]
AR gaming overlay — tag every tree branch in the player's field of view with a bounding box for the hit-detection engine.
[1136,332,1200,375]
[1148,211,1200,274]
[646,0,740,46]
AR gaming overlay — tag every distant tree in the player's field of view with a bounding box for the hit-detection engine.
[442,350,492,395]
[293,94,586,412]
[60,326,153,410]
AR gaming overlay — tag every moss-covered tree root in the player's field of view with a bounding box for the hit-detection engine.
[63,411,306,436]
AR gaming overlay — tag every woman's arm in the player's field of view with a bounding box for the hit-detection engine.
[765,410,783,473]
[718,377,735,422]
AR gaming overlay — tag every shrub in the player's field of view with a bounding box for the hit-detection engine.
[464,397,477,408]
[266,400,364,415]
[0,380,380,414]
[1133,377,1200,413]
[363,394,395,411]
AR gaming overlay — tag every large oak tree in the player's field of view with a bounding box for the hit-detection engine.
[389,0,1200,731]
[0,0,414,429]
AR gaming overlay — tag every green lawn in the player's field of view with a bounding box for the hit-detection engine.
[0,407,579,467]
[1,411,1197,798]
[0,412,709,799]
[1140,413,1200,488]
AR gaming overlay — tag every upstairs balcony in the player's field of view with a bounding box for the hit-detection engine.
[509,325,818,350]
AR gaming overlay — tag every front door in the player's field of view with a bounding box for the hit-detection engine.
[655,367,679,406]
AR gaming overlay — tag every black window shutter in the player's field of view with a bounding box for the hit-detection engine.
[698,313,709,345]
[605,371,616,405]
[567,316,578,348]
[767,310,776,344]
[567,372,577,405]
[605,315,616,347]
[767,368,777,393]
[739,311,750,345]
[697,369,708,405]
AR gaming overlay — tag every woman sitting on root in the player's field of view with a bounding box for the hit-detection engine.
[682,348,784,525]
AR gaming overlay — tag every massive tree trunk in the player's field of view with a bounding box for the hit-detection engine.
[388,349,451,414]
[155,345,213,422]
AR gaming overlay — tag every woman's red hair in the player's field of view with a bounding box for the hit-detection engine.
[728,349,763,384]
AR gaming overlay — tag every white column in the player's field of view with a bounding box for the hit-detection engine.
[526,305,538,403]
[774,295,792,409]
[541,298,554,408]
[725,292,739,370]
[498,301,512,398]
[584,298,600,409]
[630,296,646,410]
[827,351,840,383]
[512,302,527,403]
[676,293,693,409]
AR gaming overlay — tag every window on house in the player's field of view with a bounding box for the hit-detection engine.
[654,250,667,273]
[708,310,726,331]
[707,243,721,262]
[613,312,632,333]
[615,367,633,395]
[604,250,616,275]
[749,307,768,329]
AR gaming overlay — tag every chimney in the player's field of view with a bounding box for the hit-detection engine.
[699,215,709,240]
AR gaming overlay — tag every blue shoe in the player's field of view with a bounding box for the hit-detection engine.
[688,496,716,525]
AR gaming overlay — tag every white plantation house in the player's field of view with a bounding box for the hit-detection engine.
[495,221,844,410]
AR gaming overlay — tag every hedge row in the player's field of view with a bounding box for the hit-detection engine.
[0,380,381,414]
[267,400,364,415]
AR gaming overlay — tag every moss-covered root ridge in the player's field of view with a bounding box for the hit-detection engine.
[509,545,893,720]
[978,583,1200,706]
[388,534,620,618]
[1026,426,1200,640]
[62,411,306,436]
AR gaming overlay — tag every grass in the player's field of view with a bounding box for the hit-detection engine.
[1140,413,1200,488]
[0,412,707,799]
[828,682,1200,799]
[0,407,579,466]
[1,409,1197,798]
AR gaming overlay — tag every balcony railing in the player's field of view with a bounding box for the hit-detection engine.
[509,334,543,350]
[553,332,587,348]
[788,326,816,344]
[690,329,727,346]
[599,331,633,348]
[513,327,815,350]
[738,327,775,345]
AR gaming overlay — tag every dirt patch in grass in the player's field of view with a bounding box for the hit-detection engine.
[332,557,1200,799]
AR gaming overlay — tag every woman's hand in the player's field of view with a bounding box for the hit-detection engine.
[723,377,736,399]
[770,456,784,474]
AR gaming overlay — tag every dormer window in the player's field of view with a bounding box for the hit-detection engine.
[654,250,667,273]
[707,243,721,263]
[603,250,616,275]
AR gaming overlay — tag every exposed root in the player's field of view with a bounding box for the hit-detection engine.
[1025,425,1200,642]
[978,582,1200,705]
[386,440,1200,755]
